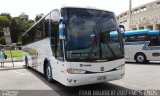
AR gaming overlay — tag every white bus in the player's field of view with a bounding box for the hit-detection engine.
[22,7,125,86]
[124,29,160,63]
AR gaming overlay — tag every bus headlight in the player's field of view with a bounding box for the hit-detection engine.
[116,64,124,70]
[66,68,86,74]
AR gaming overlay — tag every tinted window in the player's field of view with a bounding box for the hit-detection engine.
[50,10,63,60]
[44,14,50,37]
[22,28,35,45]
[34,19,44,41]
[22,14,51,45]
[125,34,147,42]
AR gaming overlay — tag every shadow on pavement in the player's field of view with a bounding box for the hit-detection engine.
[26,67,149,96]
[126,61,160,66]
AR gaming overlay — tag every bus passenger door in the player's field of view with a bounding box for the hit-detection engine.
[147,36,160,61]
[50,9,66,81]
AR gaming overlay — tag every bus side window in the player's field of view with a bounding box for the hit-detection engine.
[50,10,64,60]
[50,21,57,56]
[149,36,160,46]
[51,13,58,56]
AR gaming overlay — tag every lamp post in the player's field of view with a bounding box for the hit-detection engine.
[10,44,14,67]
[129,0,132,30]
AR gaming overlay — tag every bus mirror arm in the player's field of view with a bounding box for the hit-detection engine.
[119,25,125,32]
[59,17,65,40]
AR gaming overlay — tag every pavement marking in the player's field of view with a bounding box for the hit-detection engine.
[11,70,25,76]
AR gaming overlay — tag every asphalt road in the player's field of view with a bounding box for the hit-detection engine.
[0,61,160,96]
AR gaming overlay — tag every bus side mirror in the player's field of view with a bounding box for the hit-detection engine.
[59,17,65,40]
[119,24,125,32]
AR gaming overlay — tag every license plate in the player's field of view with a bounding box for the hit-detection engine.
[97,76,106,80]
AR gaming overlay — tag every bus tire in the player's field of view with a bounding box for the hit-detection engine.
[25,57,30,69]
[45,63,53,82]
[135,53,147,63]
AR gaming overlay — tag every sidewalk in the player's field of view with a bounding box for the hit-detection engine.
[5,57,23,62]
[0,61,25,70]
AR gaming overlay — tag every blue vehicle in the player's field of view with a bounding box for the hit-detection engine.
[148,30,160,39]
[123,29,160,63]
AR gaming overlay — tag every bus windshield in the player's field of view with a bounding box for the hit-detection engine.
[62,8,124,62]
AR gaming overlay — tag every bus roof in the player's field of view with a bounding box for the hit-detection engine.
[148,30,160,34]
[124,29,150,35]
[61,6,114,13]
[110,31,118,36]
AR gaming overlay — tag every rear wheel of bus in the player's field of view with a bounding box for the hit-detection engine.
[135,53,147,63]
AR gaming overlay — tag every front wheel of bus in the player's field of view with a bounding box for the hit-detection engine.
[45,64,52,82]
[135,53,147,63]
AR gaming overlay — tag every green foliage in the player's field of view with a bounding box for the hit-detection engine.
[5,50,23,59]
[10,17,34,43]
[0,36,6,45]
[0,16,11,27]
[0,12,34,44]
[0,13,11,20]
[35,13,44,21]
[10,18,17,43]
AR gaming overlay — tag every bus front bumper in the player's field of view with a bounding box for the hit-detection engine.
[63,66,125,86]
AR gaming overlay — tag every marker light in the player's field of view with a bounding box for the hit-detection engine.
[116,64,125,70]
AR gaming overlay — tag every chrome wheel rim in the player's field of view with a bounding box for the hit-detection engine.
[137,55,144,63]
[46,66,51,79]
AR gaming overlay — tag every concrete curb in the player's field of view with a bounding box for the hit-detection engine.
[4,58,23,62]
[0,61,25,70]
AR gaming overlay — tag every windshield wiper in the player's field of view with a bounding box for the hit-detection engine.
[103,37,117,58]
[99,29,118,58]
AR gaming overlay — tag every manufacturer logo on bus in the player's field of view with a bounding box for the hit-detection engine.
[100,67,105,71]
[80,64,92,67]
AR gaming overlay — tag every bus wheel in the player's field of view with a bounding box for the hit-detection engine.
[135,53,146,63]
[25,57,30,68]
[45,64,52,82]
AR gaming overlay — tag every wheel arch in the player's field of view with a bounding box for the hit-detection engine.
[43,58,53,79]
[134,52,148,63]
[134,52,147,60]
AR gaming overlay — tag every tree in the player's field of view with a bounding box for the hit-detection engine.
[19,12,29,21]
[0,16,11,27]
[0,12,35,44]
[0,13,11,20]
[10,18,18,43]
[10,17,34,43]
[35,13,44,21]
[0,37,5,45]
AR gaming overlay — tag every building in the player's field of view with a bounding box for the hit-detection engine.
[117,0,160,31]
[19,12,29,21]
